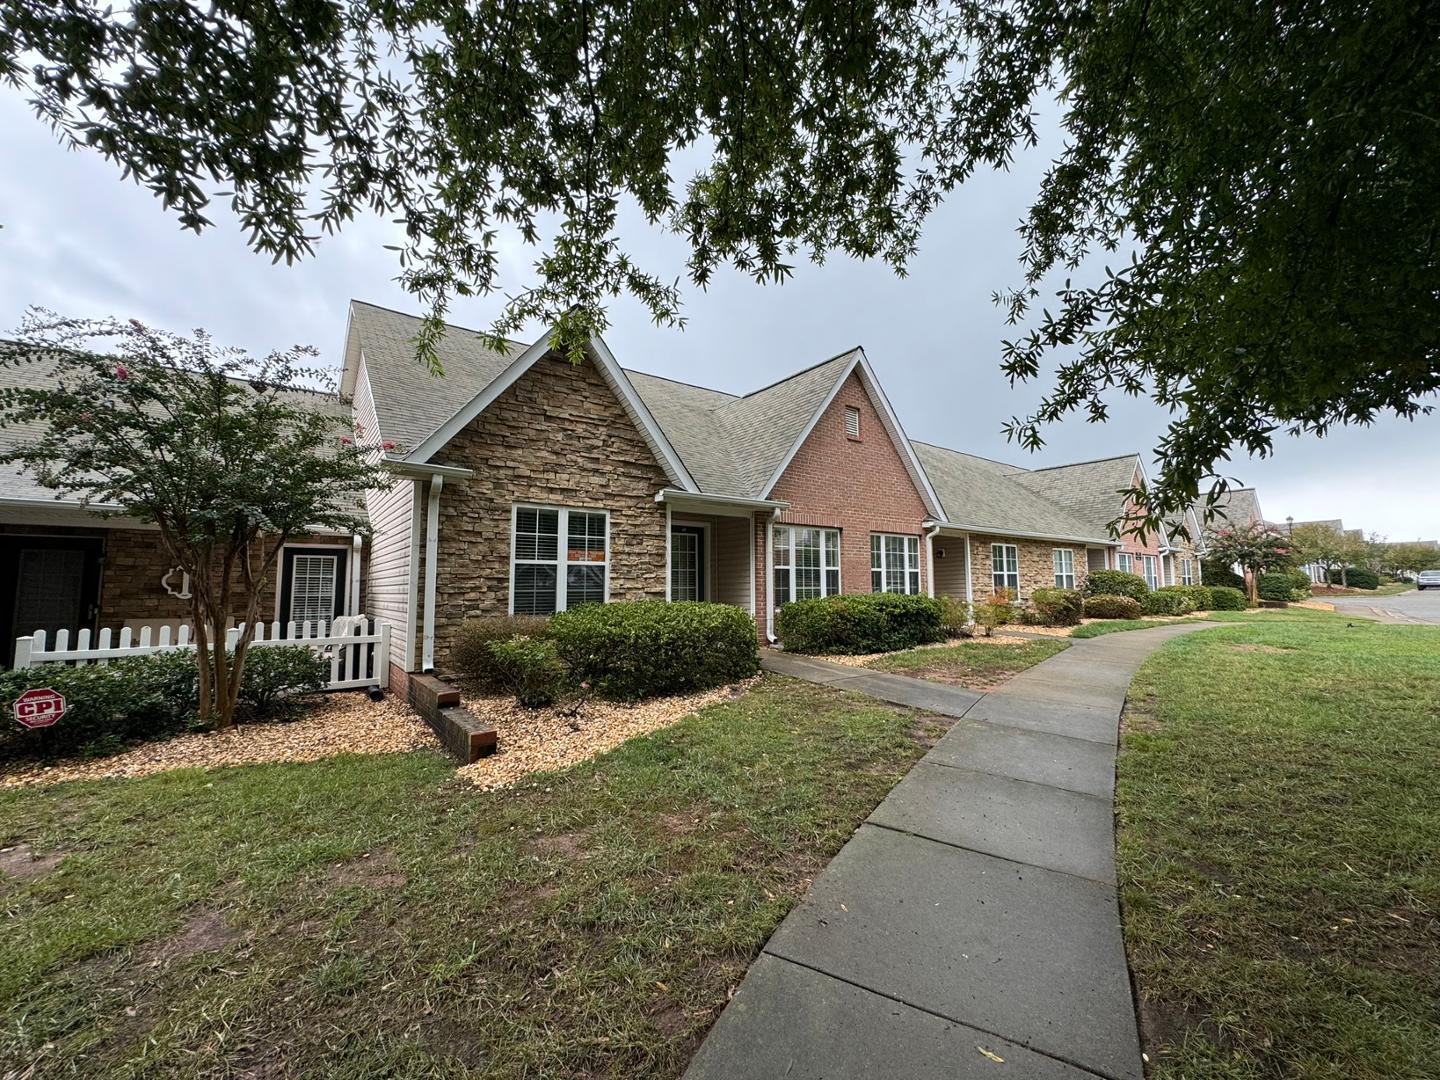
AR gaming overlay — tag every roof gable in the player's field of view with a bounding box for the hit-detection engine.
[1005,454,1149,540]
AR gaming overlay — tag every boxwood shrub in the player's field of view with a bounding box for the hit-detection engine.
[775,593,944,655]
[1156,585,1211,612]
[486,635,568,708]
[1082,569,1150,600]
[1141,590,1196,616]
[550,601,758,700]
[1207,586,1247,610]
[1083,594,1142,620]
[1327,566,1380,590]
[1258,570,1312,602]
[1029,587,1084,626]
[449,614,553,690]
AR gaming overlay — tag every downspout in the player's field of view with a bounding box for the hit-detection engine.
[349,533,363,615]
[924,524,940,597]
[664,505,673,601]
[765,508,781,644]
[963,534,974,622]
[421,473,443,672]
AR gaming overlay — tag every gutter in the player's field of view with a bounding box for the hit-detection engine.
[924,523,940,597]
[382,454,475,480]
[655,488,789,512]
[926,518,1118,549]
[421,473,444,672]
[764,508,782,644]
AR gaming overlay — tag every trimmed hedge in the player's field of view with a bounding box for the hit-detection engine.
[1157,584,1212,612]
[1083,570,1150,600]
[1142,590,1196,616]
[1084,594,1142,620]
[1029,587,1084,626]
[551,601,758,700]
[1201,560,1246,590]
[775,593,944,655]
[486,635,567,708]
[1258,570,1312,602]
[449,614,553,690]
[1207,586,1247,610]
[1327,566,1380,590]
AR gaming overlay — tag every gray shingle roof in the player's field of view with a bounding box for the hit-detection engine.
[1193,487,1264,533]
[912,442,1111,543]
[1003,455,1143,539]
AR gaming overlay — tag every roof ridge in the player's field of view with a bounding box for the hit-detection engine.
[734,347,861,400]
[349,298,530,351]
[1023,452,1141,473]
[622,367,740,400]
[910,439,1028,472]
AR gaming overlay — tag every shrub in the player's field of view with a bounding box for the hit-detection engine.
[1083,570,1150,600]
[973,589,1014,636]
[1157,585,1212,612]
[1327,566,1379,590]
[485,635,568,708]
[1083,594,1142,620]
[1142,590,1195,616]
[449,615,552,689]
[775,593,943,655]
[237,645,330,721]
[1258,570,1312,602]
[1201,560,1246,590]
[551,601,758,700]
[1207,586,1247,610]
[1029,587,1084,626]
[937,594,973,637]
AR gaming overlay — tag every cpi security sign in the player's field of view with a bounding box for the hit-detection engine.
[14,688,67,729]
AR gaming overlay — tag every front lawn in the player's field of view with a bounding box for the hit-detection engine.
[865,637,1069,688]
[1071,617,1195,638]
[0,676,940,1078]
[1118,616,1440,1078]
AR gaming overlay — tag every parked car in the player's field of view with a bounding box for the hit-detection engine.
[1418,570,1440,590]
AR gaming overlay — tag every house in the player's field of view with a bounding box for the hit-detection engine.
[0,360,366,668]
[341,302,1177,690]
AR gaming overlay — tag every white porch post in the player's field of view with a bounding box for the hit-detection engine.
[924,525,939,597]
[664,505,673,601]
[963,534,974,614]
[421,473,443,672]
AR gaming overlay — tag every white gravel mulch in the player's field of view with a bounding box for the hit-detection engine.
[456,677,760,791]
[0,693,436,788]
[819,634,1038,667]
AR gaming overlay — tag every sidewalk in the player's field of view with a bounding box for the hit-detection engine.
[685,623,1214,1080]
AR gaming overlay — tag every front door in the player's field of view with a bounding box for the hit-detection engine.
[278,546,349,633]
[670,526,706,602]
[0,536,104,665]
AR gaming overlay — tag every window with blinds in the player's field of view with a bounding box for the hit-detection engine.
[288,554,339,626]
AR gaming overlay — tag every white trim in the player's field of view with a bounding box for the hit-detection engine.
[507,503,612,615]
[350,533,363,615]
[870,532,923,595]
[273,541,354,625]
[748,513,757,617]
[963,534,974,613]
[404,481,422,670]
[655,488,788,513]
[1052,547,1077,589]
[382,455,475,480]
[757,351,945,519]
[990,542,1021,597]
[764,510,779,642]
[421,473,443,671]
[664,505,673,602]
[928,519,1114,548]
[771,524,843,616]
[924,524,939,597]
[405,330,698,491]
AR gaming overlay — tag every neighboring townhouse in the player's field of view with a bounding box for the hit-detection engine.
[342,301,1134,688]
[1195,486,1265,536]
[0,360,366,668]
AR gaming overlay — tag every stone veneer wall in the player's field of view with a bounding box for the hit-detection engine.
[420,352,672,671]
[968,534,1089,604]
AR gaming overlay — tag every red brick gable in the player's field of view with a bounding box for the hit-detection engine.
[766,371,930,628]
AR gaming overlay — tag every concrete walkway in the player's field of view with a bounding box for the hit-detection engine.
[686,623,1214,1080]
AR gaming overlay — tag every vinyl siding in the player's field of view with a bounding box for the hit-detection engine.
[933,536,970,600]
[713,515,753,612]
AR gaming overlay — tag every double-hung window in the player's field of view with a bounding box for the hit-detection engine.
[1052,548,1076,589]
[991,543,1020,595]
[1181,558,1194,585]
[1115,552,1134,574]
[511,504,608,615]
[1141,554,1159,590]
[774,526,840,613]
[871,534,921,594]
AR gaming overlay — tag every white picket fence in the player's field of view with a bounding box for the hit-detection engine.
[12,618,390,691]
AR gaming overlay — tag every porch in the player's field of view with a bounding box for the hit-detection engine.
[658,490,762,618]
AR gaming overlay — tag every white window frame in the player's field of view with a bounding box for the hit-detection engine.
[1141,554,1159,590]
[509,503,611,615]
[1181,557,1194,586]
[1052,548,1076,589]
[871,533,921,594]
[774,525,841,614]
[1115,552,1134,574]
[991,543,1020,596]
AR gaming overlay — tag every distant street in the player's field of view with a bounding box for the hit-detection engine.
[1329,589,1440,626]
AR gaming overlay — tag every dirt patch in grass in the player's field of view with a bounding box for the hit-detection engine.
[1228,643,1292,654]
[528,830,591,860]
[329,850,407,890]
[144,911,238,964]
[0,843,65,879]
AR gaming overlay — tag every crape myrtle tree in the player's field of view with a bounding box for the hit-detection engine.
[1206,522,1296,604]
[3,1,1438,530]
[1288,523,1349,588]
[0,312,385,729]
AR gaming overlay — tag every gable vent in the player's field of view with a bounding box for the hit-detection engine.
[844,406,861,438]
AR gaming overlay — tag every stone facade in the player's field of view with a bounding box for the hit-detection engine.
[421,352,672,669]
[968,534,1090,604]
[763,372,932,638]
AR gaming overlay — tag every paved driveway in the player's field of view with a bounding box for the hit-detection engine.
[1329,588,1440,625]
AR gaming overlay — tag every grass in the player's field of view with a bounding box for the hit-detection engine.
[1117,613,1440,1078]
[1071,617,1196,638]
[865,636,1069,687]
[0,676,942,1078]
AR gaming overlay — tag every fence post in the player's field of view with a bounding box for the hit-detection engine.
[376,623,390,690]
[13,636,32,670]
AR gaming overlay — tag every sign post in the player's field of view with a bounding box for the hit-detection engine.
[14,688,67,729]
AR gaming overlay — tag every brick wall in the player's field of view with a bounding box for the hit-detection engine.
[421,352,671,670]
[761,372,931,638]
[968,534,1089,603]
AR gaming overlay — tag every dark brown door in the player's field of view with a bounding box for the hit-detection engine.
[0,536,104,665]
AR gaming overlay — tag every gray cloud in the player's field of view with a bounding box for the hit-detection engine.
[2,92,1435,539]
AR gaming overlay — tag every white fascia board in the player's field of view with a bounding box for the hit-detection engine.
[655,488,788,512]
[339,302,361,398]
[382,455,475,480]
[928,520,1118,548]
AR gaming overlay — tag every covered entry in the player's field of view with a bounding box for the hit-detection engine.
[0,534,103,666]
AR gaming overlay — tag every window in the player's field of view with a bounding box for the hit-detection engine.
[1052,548,1076,589]
[279,546,349,633]
[1141,554,1159,589]
[1115,552,1134,574]
[774,526,840,613]
[511,505,608,614]
[1181,558,1194,585]
[991,543,1019,595]
[844,405,861,439]
[871,534,921,594]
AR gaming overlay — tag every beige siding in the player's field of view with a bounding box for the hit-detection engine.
[355,358,418,668]
[713,516,752,611]
[933,536,970,600]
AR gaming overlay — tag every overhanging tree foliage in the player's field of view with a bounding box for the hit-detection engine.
[0,313,385,729]
[3,1,1437,527]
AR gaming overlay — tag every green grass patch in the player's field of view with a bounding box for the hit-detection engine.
[0,676,940,1078]
[1071,618,1195,638]
[1118,616,1440,1078]
[866,637,1068,687]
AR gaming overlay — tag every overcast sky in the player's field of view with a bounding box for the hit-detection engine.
[2,91,1436,541]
